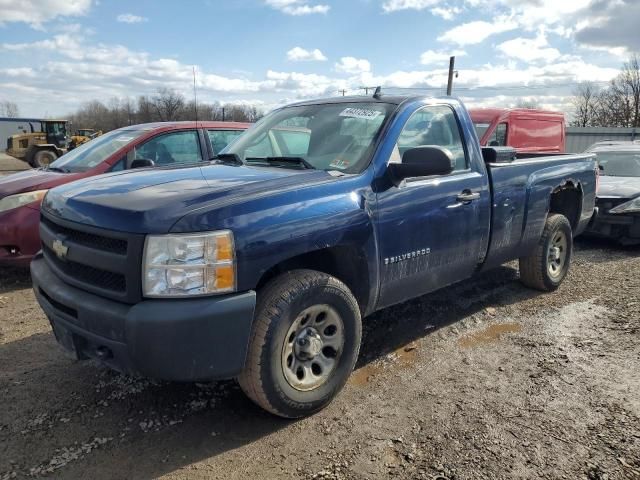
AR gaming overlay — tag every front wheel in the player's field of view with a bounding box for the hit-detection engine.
[33,150,57,168]
[238,270,362,418]
[519,213,573,291]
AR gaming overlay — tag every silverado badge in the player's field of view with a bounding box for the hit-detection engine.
[52,239,69,260]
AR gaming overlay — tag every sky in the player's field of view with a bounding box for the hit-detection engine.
[0,0,638,118]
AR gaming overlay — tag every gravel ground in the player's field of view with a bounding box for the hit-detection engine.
[0,238,638,480]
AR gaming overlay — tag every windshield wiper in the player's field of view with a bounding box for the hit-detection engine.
[246,156,315,170]
[212,153,243,165]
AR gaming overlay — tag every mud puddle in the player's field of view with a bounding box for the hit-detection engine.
[458,322,522,349]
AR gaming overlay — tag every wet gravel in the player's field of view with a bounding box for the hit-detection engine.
[0,237,638,479]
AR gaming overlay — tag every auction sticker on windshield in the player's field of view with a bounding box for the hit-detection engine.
[339,108,382,120]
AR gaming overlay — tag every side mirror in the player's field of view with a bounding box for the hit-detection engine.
[388,146,455,183]
[131,158,155,169]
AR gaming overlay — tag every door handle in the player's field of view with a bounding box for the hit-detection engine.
[457,191,480,203]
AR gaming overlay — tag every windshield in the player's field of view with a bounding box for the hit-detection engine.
[224,102,395,173]
[473,122,490,139]
[595,151,640,177]
[50,129,147,173]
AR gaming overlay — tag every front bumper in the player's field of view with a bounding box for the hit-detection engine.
[31,254,256,381]
[0,206,40,266]
[585,210,640,245]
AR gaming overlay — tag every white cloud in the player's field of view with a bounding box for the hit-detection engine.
[438,16,518,46]
[286,47,327,62]
[265,0,329,15]
[116,13,148,24]
[420,49,466,65]
[335,57,371,74]
[382,0,442,12]
[0,0,94,28]
[496,31,563,63]
[430,6,462,20]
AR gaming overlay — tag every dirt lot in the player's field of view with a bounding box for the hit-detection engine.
[0,238,638,480]
[0,152,30,175]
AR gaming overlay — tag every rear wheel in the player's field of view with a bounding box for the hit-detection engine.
[238,270,361,418]
[33,150,57,168]
[519,213,573,291]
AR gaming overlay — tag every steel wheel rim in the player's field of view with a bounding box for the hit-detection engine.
[281,304,345,392]
[38,153,54,167]
[547,230,568,279]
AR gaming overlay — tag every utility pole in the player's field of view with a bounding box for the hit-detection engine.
[338,89,347,96]
[446,56,456,96]
[222,107,225,122]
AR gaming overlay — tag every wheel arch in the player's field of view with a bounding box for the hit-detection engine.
[548,180,583,233]
[255,245,372,315]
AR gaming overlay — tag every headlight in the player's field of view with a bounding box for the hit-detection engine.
[0,190,48,214]
[609,196,640,214]
[142,231,236,297]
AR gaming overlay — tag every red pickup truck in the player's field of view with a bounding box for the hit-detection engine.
[0,121,250,266]
[470,108,565,153]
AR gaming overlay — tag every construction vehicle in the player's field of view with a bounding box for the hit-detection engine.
[69,128,102,150]
[6,120,69,168]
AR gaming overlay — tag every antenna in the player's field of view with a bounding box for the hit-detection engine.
[192,66,198,125]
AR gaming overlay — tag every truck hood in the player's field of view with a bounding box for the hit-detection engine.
[0,169,77,198]
[598,176,640,199]
[42,164,339,233]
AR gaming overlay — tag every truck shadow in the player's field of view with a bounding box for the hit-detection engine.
[574,236,640,263]
[0,263,546,479]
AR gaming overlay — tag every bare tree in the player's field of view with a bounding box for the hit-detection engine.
[514,98,541,109]
[0,100,20,117]
[570,54,640,128]
[137,95,155,124]
[152,88,185,121]
[571,82,600,127]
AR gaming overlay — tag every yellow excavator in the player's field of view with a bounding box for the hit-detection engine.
[69,128,103,150]
[6,119,69,168]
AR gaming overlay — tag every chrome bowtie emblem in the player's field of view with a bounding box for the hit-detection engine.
[52,239,69,260]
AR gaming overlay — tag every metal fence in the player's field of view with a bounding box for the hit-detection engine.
[566,127,638,153]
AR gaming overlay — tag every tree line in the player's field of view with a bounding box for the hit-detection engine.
[572,54,640,128]
[67,88,264,132]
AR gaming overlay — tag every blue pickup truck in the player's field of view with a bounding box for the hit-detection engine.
[31,94,597,418]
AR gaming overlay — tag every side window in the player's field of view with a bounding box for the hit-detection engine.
[134,131,203,166]
[109,156,126,172]
[393,105,468,171]
[208,129,243,155]
[488,123,508,146]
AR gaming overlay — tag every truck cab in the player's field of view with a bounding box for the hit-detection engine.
[469,108,565,153]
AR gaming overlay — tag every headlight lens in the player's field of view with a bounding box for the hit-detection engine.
[609,196,640,214]
[143,231,236,297]
[0,190,48,214]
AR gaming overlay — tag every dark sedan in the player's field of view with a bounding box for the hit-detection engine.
[586,142,640,244]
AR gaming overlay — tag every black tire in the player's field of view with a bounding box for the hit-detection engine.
[33,150,57,168]
[519,213,573,291]
[238,269,362,418]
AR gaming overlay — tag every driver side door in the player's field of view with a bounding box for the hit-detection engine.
[375,104,491,309]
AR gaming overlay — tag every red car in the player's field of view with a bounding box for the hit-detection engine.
[469,108,565,153]
[0,121,250,266]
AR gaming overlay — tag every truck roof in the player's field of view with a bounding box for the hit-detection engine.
[286,94,453,108]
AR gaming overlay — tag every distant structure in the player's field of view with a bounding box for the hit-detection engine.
[0,117,45,152]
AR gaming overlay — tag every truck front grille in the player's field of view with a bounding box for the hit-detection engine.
[40,212,145,303]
